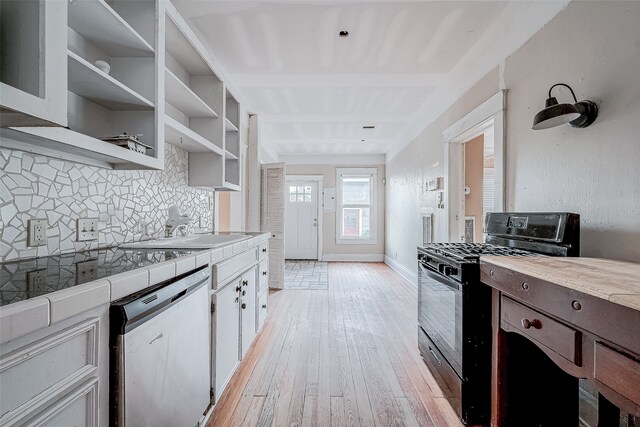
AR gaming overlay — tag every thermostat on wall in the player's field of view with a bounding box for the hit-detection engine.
[426,177,443,191]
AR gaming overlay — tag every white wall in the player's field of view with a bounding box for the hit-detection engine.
[386,1,640,279]
[286,164,385,261]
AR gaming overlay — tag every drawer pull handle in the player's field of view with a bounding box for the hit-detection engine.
[262,248,267,253]
[521,318,542,330]
[242,280,248,287]
[262,271,267,276]
[429,346,442,365]
[262,304,267,309]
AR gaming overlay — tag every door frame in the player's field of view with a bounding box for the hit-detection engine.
[284,175,324,261]
[443,90,506,242]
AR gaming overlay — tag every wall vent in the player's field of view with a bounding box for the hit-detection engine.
[422,213,433,245]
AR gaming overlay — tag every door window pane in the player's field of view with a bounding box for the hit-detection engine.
[289,186,296,193]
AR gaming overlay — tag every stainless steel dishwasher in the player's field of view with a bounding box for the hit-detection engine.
[110,266,211,427]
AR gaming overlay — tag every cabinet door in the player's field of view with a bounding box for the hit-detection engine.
[0,0,67,126]
[212,281,240,401]
[240,268,257,358]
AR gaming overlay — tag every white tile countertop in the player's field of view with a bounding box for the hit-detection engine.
[0,233,270,344]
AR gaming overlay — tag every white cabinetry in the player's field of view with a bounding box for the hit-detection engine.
[211,277,240,401]
[1,0,163,170]
[1,0,244,179]
[211,242,268,403]
[0,0,67,127]
[0,306,109,426]
[211,264,257,401]
[240,269,257,359]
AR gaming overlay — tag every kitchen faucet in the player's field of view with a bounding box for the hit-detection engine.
[165,206,192,238]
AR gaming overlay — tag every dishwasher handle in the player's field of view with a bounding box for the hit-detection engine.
[170,289,187,303]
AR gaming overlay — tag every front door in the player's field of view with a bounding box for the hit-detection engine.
[285,181,318,259]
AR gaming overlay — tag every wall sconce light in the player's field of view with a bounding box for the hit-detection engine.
[532,83,598,130]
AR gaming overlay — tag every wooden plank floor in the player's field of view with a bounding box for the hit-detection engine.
[207,262,462,427]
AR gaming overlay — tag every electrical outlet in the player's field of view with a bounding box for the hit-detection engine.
[27,269,48,292]
[77,218,99,241]
[28,219,47,247]
[76,259,98,284]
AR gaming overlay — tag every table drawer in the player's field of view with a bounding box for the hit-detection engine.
[501,296,581,365]
[258,260,269,291]
[594,343,640,406]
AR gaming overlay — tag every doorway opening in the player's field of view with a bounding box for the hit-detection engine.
[463,127,495,243]
[284,175,323,261]
[443,90,506,242]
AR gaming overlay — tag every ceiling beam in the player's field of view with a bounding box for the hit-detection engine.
[262,137,395,145]
[260,114,411,123]
[231,73,445,88]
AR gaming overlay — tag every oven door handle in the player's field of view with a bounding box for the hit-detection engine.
[419,263,462,292]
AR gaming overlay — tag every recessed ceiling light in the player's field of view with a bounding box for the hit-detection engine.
[362,125,375,129]
[339,30,349,38]
[361,139,365,142]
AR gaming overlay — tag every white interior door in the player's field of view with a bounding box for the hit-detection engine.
[285,181,318,259]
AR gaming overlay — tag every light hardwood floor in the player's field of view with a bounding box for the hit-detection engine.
[207,262,462,427]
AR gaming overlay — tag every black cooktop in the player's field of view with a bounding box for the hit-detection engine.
[419,243,538,262]
[0,247,204,307]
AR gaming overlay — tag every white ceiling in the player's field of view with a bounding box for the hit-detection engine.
[173,1,566,158]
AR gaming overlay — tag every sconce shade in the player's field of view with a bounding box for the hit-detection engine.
[532,97,580,130]
[532,83,599,130]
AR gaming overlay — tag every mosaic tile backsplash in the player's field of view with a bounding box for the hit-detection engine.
[0,144,215,262]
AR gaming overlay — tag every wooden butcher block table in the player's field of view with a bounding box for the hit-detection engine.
[480,256,640,427]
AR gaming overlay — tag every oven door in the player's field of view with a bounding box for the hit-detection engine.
[418,262,463,377]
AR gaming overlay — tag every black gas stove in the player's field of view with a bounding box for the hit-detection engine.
[417,212,580,426]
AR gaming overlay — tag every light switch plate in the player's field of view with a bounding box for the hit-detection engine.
[77,218,99,241]
[28,219,47,247]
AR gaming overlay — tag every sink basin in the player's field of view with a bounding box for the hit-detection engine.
[120,234,251,249]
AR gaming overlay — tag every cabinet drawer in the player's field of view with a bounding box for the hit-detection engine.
[0,318,99,420]
[258,242,268,261]
[213,249,257,290]
[258,260,269,291]
[257,288,268,332]
[501,296,581,365]
[594,343,640,406]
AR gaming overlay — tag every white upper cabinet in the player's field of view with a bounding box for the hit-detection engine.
[1,0,163,170]
[162,3,241,191]
[0,0,243,177]
[0,0,68,127]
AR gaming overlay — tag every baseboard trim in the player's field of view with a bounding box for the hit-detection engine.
[322,254,385,262]
[384,256,418,287]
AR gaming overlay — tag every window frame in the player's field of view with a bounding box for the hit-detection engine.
[336,167,377,245]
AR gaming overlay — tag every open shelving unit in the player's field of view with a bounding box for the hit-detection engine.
[163,3,240,191]
[1,0,162,169]
[1,0,243,178]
